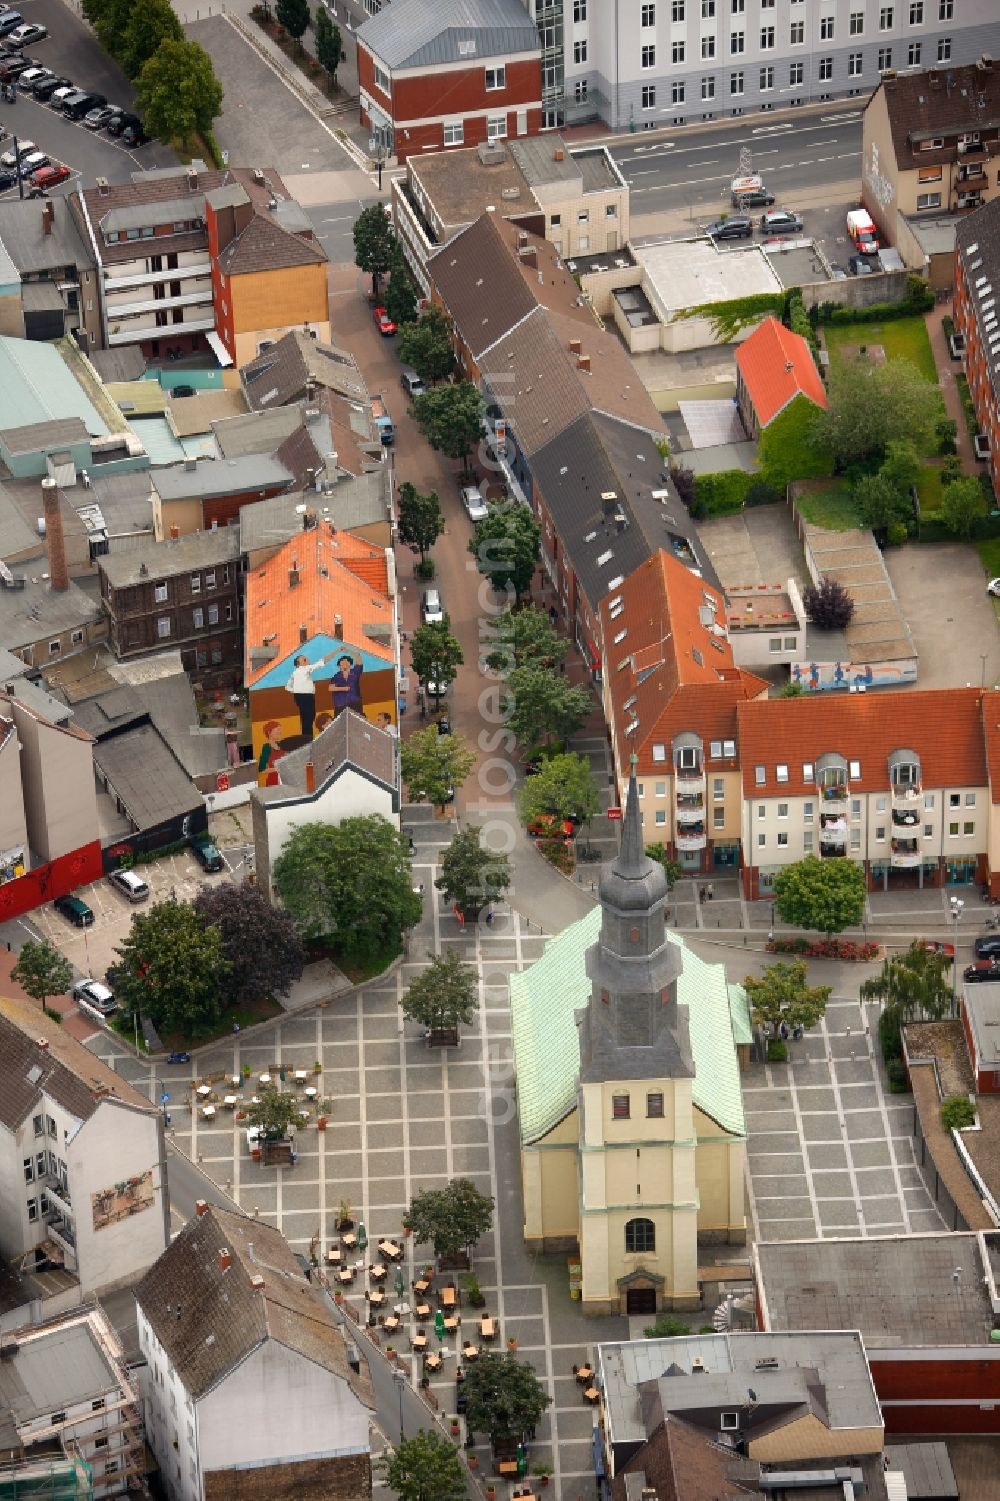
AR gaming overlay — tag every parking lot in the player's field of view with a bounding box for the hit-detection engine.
[0,0,175,200]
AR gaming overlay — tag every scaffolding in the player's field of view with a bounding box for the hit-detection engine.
[0,1457,93,1501]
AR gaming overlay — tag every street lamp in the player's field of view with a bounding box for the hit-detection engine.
[391,1368,405,1443]
[949,895,964,1016]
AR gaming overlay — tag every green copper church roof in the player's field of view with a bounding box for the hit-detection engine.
[510,909,747,1146]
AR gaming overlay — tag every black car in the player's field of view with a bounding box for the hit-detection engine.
[122,120,147,146]
[54,893,95,927]
[705,215,753,241]
[105,109,135,136]
[0,53,33,76]
[63,89,106,119]
[975,934,1000,959]
[173,383,195,398]
[33,72,70,98]
[964,960,1000,983]
[189,834,224,872]
[0,167,16,190]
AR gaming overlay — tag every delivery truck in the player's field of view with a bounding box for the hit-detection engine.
[371,394,395,445]
[846,208,880,254]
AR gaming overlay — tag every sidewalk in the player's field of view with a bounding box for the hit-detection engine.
[926,303,978,475]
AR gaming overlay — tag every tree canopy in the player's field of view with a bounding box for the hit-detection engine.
[313,5,341,83]
[802,576,854,630]
[400,725,476,811]
[247,1085,301,1140]
[410,619,464,691]
[468,501,540,601]
[398,306,456,385]
[405,1176,494,1261]
[483,605,566,676]
[275,0,311,48]
[383,246,419,327]
[811,356,941,468]
[744,960,831,1034]
[518,752,600,827]
[412,381,484,470]
[378,1432,467,1501]
[939,475,987,538]
[461,1351,552,1446]
[435,824,512,918]
[402,950,478,1034]
[504,665,591,748]
[352,204,395,295]
[397,482,444,563]
[772,855,867,936]
[860,941,952,1024]
[11,940,72,1009]
[135,39,224,143]
[193,882,304,1009]
[273,816,422,960]
[119,0,183,80]
[113,899,231,1038]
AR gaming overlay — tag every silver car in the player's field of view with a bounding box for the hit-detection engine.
[421,588,444,624]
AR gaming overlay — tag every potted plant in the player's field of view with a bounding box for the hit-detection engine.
[337,1200,354,1231]
[507,1335,518,1351]
[450,1418,460,1438]
[313,1060,323,1073]
[533,1463,552,1488]
[463,1273,486,1308]
[334,1290,343,1304]
[468,1454,478,1469]
[486,1486,496,1500]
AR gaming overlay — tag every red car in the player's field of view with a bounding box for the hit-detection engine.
[29,161,69,188]
[914,939,954,960]
[373,304,396,336]
[527,814,576,843]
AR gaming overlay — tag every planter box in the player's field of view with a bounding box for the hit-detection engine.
[428,1027,460,1048]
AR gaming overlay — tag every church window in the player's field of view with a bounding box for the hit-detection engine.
[630,927,640,942]
[612,1093,631,1119]
[646,1091,664,1117]
[625,1217,655,1252]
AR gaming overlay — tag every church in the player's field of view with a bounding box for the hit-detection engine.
[510,765,749,1316]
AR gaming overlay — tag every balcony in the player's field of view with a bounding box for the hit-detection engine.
[103,258,212,291]
[108,313,215,346]
[959,163,987,182]
[892,805,920,829]
[891,836,921,868]
[45,1217,78,1267]
[105,287,214,318]
[957,140,989,161]
[818,779,849,809]
[676,792,705,824]
[890,777,921,810]
[675,822,707,851]
[675,763,706,794]
[819,841,847,858]
[43,1179,73,1218]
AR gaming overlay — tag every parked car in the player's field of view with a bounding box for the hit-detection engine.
[166,1050,192,1064]
[84,103,118,129]
[108,867,150,903]
[121,119,147,146]
[48,83,75,108]
[0,54,34,77]
[399,366,426,399]
[974,934,1000,958]
[987,578,1000,597]
[62,90,106,119]
[71,978,117,1017]
[527,813,576,842]
[460,484,489,522]
[847,255,873,276]
[436,714,452,736]
[828,263,848,280]
[17,66,50,90]
[8,20,45,45]
[188,834,224,872]
[731,185,775,208]
[33,72,70,98]
[705,214,753,240]
[0,166,16,190]
[54,893,94,927]
[759,210,803,235]
[0,12,23,36]
[17,150,50,176]
[421,587,444,624]
[172,383,196,398]
[105,109,136,135]
[373,304,396,336]
[28,162,69,189]
[913,938,954,960]
[964,960,1000,983]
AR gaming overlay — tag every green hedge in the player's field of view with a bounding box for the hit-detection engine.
[919,511,1000,544]
[693,469,752,516]
[812,274,934,327]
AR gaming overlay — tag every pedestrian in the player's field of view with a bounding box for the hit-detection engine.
[232,1020,240,1035]
[698,885,706,902]
[779,1021,789,1041]
[419,694,426,721]
[706,882,714,900]
[549,605,558,625]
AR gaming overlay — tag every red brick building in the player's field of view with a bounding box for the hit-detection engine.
[955,197,1000,494]
[356,0,542,165]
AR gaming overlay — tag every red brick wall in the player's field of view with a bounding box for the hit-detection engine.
[872,1353,1000,1433]
[955,245,1000,495]
[201,485,290,529]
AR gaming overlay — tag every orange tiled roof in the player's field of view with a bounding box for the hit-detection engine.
[735,315,828,428]
[244,523,393,687]
[737,687,989,797]
[599,550,768,775]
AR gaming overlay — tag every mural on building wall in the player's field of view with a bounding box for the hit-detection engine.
[92,1169,155,1231]
[789,660,918,692]
[252,637,397,785]
[0,846,26,884]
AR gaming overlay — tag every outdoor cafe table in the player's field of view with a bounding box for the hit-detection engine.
[379,1239,402,1261]
[369,1264,387,1283]
[576,1364,594,1384]
[304,1085,318,1100]
[462,1343,480,1361]
[383,1314,400,1334]
[443,1315,459,1334]
[441,1286,457,1309]
[412,1332,428,1351]
[479,1315,495,1340]
[326,1248,342,1266]
[337,1267,355,1285]
[196,1084,212,1099]
[368,1289,386,1308]
[223,1095,239,1109]
[341,1232,358,1249]
[415,1301,431,1320]
[200,1105,216,1120]
[293,1069,308,1083]
[414,1277,431,1295]
[424,1351,443,1373]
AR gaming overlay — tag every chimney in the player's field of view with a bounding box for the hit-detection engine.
[195,1200,209,1217]
[518,230,528,248]
[217,1248,232,1270]
[577,353,591,373]
[305,761,315,792]
[41,478,69,592]
[37,1038,49,1051]
[184,456,198,471]
[305,377,317,402]
[554,146,565,161]
[169,524,180,542]
[250,1273,265,1292]
[186,167,198,191]
[41,201,54,236]
[299,623,308,644]
[139,562,149,576]
[96,176,110,197]
[569,337,582,354]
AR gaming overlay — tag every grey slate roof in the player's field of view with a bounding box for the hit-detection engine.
[358,0,538,70]
[0,574,102,654]
[135,1204,374,1406]
[98,525,241,589]
[151,455,293,502]
[89,347,147,384]
[107,655,226,779]
[254,706,397,804]
[92,722,201,831]
[212,406,303,460]
[241,330,369,410]
[239,473,390,555]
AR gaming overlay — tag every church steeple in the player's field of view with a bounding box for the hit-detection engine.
[577,758,693,1082]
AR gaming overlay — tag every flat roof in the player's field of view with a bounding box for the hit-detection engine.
[764,240,834,289]
[755,1233,996,1348]
[727,584,798,632]
[99,526,241,589]
[0,1319,118,1423]
[152,454,291,501]
[903,213,959,257]
[964,988,1000,1068]
[633,237,782,318]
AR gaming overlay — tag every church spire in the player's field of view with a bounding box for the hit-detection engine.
[616,753,646,876]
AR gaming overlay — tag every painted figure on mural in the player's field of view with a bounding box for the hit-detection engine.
[257,719,286,785]
[331,651,364,715]
[288,651,341,739]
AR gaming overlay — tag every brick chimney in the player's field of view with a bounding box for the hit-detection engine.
[195,1199,209,1217]
[218,1248,232,1270]
[41,478,69,592]
[41,202,54,236]
[577,353,591,373]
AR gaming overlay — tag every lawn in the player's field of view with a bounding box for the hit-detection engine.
[823,315,937,383]
[915,464,944,514]
[975,537,1000,582]
[794,480,861,531]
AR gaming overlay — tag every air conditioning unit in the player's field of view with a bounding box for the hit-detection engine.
[691,1356,706,1372]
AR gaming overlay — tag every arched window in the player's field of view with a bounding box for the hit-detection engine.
[625,1217,655,1254]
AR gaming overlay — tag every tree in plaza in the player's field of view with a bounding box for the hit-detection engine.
[275,0,310,50]
[518,752,600,829]
[382,245,419,328]
[119,0,183,79]
[377,1431,467,1501]
[404,1176,495,1262]
[113,899,231,1038]
[483,605,566,676]
[11,940,73,1011]
[401,951,478,1036]
[397,482,444,565]
[860,942,952,1025]
[801,575,855,630]
[461,1351,552,1448]
[939,475,987,539]
[503,665,591,749]
[811,357,941,469]
[772,854,867,936]
[135,40,224,145]
[193,882,304,1009]
[435,824,512,919]
[352,203,395,297]
[313,4,341,85]
[743,960,832,1036]
[400,725,476,812]
[410,619,464,693]
[468,500,540,601]
[247,1084,301,1141]
[412,381,485,474]
[272,816,422,960]
[645,847,682,887]
[398,306,456,385]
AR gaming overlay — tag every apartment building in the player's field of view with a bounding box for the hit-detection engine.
[736,687,991,897]
[0,1306,143,1497]
[0,995,168,1296]
[525,0,1000,133]
[954,196,1000,494]
[357,0,542,162]
[98,529,241,670]
[135,1204,374,1501]
[70,166,328,363]
[862,55,1000,248]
